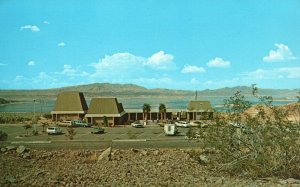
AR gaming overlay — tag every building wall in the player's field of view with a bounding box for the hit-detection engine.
[87,116,125,126]
[52,113,84,121]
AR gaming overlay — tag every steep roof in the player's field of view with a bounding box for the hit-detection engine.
[51,92,88,113]
[187,101,213,111]
[86,97,125,117]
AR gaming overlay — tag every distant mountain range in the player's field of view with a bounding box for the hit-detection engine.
[0,83,299,102]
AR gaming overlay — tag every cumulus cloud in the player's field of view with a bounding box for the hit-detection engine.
[91,51,175,82]
[27,61,35,66]
[207,57,230,68]
[20,25,40,32]
[146,51,175,70]
[43,21,50,24]
[181,65,205,74]
[263,43,297,62]
[58,42,65,47]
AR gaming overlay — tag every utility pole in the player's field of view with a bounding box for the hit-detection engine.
[195,90,198,100]
[33,99,36,132]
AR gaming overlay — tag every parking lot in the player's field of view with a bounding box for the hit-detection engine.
[0,124,200,150]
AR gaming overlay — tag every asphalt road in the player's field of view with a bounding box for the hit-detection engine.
[0,124,202,150]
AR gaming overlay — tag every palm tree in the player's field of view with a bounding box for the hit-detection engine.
[143,103,151,124]
[159,103,166,122]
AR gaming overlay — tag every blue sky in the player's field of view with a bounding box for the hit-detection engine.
[0,0,300,90]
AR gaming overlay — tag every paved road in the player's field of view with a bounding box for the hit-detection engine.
[1,124,202,150]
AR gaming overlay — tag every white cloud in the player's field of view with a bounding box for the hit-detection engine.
[91,51,175,82]
[0,63,8,66]
[58,42,65,47]
[146,51,175,70]
[244,67,300,79]
[181,65,205,74]
[43,21,50,24]
[27,61,35,66]
[263,43,297,62]
[20,25,40,32]
[207,57,230,68]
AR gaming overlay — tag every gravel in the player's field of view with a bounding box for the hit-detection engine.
[0,146,299,187]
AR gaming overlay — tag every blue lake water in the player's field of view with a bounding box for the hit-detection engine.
[0,98,295,113]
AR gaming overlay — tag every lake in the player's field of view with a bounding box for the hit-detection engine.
[0,97,295,113]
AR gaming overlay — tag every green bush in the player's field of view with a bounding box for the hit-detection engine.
[0,130,8,141]
[187,85,300,178]
[43,113,52,119]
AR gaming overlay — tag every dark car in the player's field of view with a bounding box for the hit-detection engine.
[71,120,92,127]
[91,127,105,134]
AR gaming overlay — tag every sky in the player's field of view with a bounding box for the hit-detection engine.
[0,0,300,90]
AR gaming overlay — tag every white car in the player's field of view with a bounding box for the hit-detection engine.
[131,121,144,128]
[190,121,208,128]
[46,127,62,135]
[175,121,190,128]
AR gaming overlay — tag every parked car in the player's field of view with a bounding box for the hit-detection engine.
[190,121,208,128]
[58,120,72,127]
[91,127,105,134]
[46,127,62,135]
[131,121,144,128]
[164,124,178,136]
[175,121,190,128]
[229,122,254,134]
[71,120,91,127]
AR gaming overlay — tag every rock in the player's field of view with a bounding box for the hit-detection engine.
[157,162,164,166]
[278,179,287,185]
[6,145,17,151]
[141,150,148,156]
[97,147,112,162]
[153,150,159,156]
[131,148,138,153]
[1,147,6,153]
[199,155,209,164]
[287,178,300,184]
[23,152,31,159]
[16,145,26,154]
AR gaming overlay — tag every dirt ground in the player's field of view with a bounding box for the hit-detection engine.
[1,146,299,187]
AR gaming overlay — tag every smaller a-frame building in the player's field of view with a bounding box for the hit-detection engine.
[85,97,125,126]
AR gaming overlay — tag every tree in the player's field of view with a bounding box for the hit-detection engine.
[103,116,108,127]
[65,127,76,140]
[41,122,49,133]
[296,91,300,103]
[143,103,151,124]
[159,103,166,122]
[23,124,32,136]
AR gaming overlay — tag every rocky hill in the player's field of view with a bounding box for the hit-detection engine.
[0,83,299,102]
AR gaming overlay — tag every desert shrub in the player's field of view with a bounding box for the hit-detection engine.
[0,130,8,141]
[65,127,76,140]
[23,124,32,136]
[0,113,32,124]
[187,85,300,178]
[32,129,39,136]
[43,113,52,119]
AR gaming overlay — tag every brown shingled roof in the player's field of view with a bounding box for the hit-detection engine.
[87,97,124,115]
[52,92,88,113]
[187,101,213,111]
